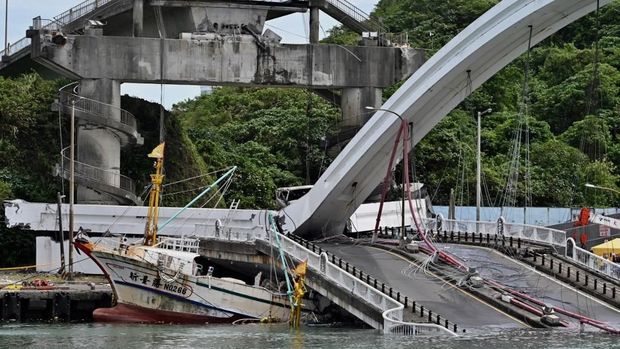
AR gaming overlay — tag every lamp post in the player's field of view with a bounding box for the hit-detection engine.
[476,108,492,223]
[585,183,620,208]
[365,106,407,244]
[4,0,8,54]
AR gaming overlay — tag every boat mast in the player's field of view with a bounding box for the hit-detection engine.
[144,142,165,246]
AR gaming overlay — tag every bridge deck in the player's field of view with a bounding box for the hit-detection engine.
[439,244,620,327]
[318,243,526,330]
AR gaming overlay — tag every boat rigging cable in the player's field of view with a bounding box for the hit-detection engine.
[497,25,534,221]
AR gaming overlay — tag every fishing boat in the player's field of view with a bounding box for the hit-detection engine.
[74,143,294,324]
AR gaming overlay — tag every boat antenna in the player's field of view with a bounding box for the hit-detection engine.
[144,142,166,246]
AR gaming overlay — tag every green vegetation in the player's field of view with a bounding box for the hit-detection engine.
[173,87,340,208]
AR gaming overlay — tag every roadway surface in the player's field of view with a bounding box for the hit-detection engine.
[318,242,526,331]
[437,244,620,327]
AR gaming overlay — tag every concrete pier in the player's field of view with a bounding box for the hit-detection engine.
[0,281,112,323]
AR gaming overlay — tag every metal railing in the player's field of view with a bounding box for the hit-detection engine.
[0,0,117,58]
[197,223,266,242]
[424,217,566,249]
[59,91,138,130]
[567,238,620,281]
[324,0,385,33]
[60,146,136,194]
[157,237,201,254]
[54,0,115,26]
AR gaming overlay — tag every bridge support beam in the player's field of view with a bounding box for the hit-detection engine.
[133,0,144,37]
[309,6,320,44]
[76,78,122,205]
[341,87,382,128]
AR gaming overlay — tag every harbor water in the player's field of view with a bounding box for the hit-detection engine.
[1,323,619,349]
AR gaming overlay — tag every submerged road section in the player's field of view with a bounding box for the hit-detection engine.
[439,244,620,327]
[318,243,526,331]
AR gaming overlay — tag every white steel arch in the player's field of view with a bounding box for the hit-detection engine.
[283,0,614,236]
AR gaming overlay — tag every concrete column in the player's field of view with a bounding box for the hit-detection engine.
[133,0,144,37]
[309,7,320,44]
[76,78,122,205]
[340,87,382,128]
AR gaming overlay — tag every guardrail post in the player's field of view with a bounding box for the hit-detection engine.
[381,284,385,293]
[457,231,461,242]
[550,259,554,270]
[443,231,447,240]
[331,255,336,263]
[345,262,349,271]
[445,319,449,329]
[613,287,616,299]
[389,288,393,297]
[517,238,521,249]
[420,306,424,316]
[464,232,468,242]
[428,310,432,322]
[542,254,545,266]
[404,296,408,307]
[509,236,513,247]
[396,292,400,302]
[366,275,370,284]
[594,278,597,290]
[585,275,588,286]
[453,324,457,332]
[374,279,377,288]
[567,266,570,277]
[436,315,440,325]
[603,283,606,295]
[338,259,342,268]
[479,233,482,244]
[450,231,454,241]
[486,233,490,244]
[559,263,562,274]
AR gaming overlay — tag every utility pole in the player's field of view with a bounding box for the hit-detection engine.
[56,192,66,274]
[68,101,75,279]
[4,0,8,54]
[476,108,492,223]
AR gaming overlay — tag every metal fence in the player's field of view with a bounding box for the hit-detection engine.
[424,217,566,249]
[567,238,620,281]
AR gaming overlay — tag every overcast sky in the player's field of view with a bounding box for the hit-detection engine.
[1,0,379,108]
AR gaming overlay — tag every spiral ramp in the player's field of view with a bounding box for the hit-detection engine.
[54,85,144,206]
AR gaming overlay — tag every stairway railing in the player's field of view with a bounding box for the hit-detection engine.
[323,0,385,33]
[60,146,136,196]
[59,91,138,131]
[1,0,118,58]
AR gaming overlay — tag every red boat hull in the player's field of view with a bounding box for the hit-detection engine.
[94,303,244,324]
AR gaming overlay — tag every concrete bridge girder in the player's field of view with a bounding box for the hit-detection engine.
[34,35,422,88]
